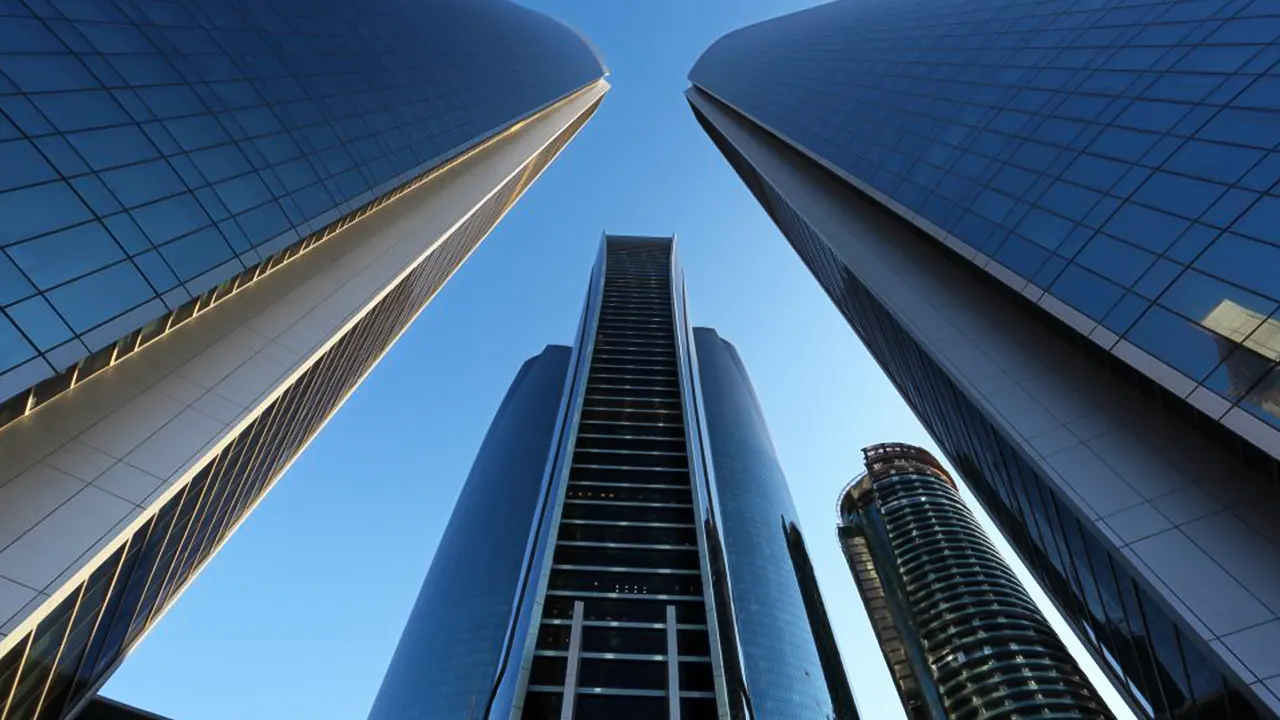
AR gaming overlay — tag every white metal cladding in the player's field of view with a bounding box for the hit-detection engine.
[0,79,607,671]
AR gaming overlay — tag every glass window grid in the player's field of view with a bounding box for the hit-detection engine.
[0,0,604,414]
[0,89,602,437]
[695,103,1269,719]
[0,113,588,720]
[692,0,1280,434]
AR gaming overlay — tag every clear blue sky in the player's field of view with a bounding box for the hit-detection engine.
[105,2,1136,718]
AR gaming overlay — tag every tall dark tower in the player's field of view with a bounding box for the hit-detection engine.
[368,235,859,720]
[520,239,719,718]
[839,443,1108,719]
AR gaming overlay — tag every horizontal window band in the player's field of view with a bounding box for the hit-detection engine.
[545,591,704,602]
[574,448,687,457]
[576,415,686,425]
[555,541,696,551]
[587,358,676,368]
[587,376,678,386]
[552,564,701,575]
[586,386,680,396]
[534,651,712,663]
[567,481,690,491]
[560,519,696,529]
[584,395,680,403]
[571,464,688,472]
[564,499,693,509]
[542,619,707,630]
[579,408,682,417]
[575,431,684,441]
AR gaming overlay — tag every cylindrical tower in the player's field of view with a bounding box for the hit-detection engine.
[838,443,1109,720]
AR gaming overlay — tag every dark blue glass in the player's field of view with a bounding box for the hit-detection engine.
[694,328,856,719]
[367,346,571,720]
[0,0,604,403]
[690,0,1280,427]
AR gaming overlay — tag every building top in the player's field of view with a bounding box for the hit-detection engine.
[839,443,956,522]
[0,0,605,422]
[690,0,1280,462]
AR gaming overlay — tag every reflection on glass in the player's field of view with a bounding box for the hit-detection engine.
[1200,300,1280,409]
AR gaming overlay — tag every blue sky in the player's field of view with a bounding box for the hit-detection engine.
[104,1,1136,718]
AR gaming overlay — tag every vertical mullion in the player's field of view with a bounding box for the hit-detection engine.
[560,601,585,720]
[667,604,681,719]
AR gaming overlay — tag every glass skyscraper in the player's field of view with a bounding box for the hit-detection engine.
[690,1,1280,718]
[368,235,858,720]
[839,443,1108,719]
[0,2,606,718]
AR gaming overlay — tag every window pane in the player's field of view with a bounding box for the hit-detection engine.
[0,183,94,246]
[46,261,153,332]
[7,223,125,290]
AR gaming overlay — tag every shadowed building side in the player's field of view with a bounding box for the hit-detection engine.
[366,346,573,720]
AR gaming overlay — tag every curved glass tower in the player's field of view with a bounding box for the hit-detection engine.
[690,1,1280,717]
[367,346,574,720]
[0,3,606,718]
[839,443,1107,719]
[694,327,858,720]
[368,235,858,720]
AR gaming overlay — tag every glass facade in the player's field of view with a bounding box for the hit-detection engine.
[0,107,594,720]
[689,97,1270,719]
[690,0,1280,437]
[522,239,721,720]
[373,237,859,720]
[0,0,605,415]
[839,444,1107,719]
[366,345,573,720]
[693,326,858,720]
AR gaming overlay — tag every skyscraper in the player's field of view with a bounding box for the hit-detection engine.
[839,442,1108,719]
[368,235,858,720]
[689,1,1280,717]
[0,2,606,717]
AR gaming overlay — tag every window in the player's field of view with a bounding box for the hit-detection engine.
[6,297,72,351]
[1196,234,1280,300]
[157,227,236,283]
[31,91,131,133]
[101,160,185,209]
[1102,203,1189,253]
[1050,264,1124,321]
[0,55,98,93]
[1228,196,1280,245]
[0,140,57,192]
[1166,141,1263,185]
[1197,108,1280,149]
[1132,172,1227,221]
[1126,306,1232,381]
[46,261,153,332]
[1075,234,1156,287]
[66,125,159,171]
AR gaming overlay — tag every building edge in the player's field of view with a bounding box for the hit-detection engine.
[0,80,606,720]
[686,84,1275,719]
